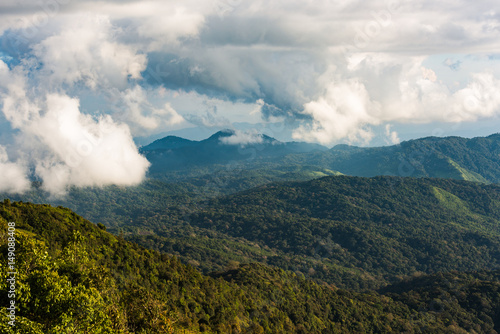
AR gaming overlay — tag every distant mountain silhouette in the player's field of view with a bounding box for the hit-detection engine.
[142,131,500,183]
[141,130,328,173]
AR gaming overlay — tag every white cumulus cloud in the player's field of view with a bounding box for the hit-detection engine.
[220,130,264,146]
[293,80,380,145]
[32,14,147,90]
[0,61,150,195]
[0,146,30,194]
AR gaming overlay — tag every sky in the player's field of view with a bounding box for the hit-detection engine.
[0,0,500,193]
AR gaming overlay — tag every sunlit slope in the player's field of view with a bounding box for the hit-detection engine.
[189,176,500,287]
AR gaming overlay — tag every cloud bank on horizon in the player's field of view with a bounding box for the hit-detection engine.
[0,0,500,193]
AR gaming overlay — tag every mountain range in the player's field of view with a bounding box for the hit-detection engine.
[141,129,327,175]
[3,132,500,332]
[143,131,500,184]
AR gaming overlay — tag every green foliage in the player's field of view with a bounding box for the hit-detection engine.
[380,270,500,333]
[0,230,119,333]
[5,171,500,291]
[11,174,500,291]
[4,200,499,333]
[187,176,500,288]
[4,135,500,291]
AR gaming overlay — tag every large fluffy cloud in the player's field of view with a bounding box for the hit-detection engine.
[293,79,380,144]
[0,64,150,194]
[29,94,150,193]
[32,14,147,90]
[0,15,155,194]
[294,55,500,144]
[138,0,500,143]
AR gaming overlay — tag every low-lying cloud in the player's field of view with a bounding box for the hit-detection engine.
[0,65,151,194]
[220,130,264,146]
[0,24,153,194]
[0,145,30,194]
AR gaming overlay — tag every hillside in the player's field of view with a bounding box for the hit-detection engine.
[2,200,491,333]
[184,176,500,288]
[28,175,499,292]
[5,173,500,292]
[4,134,500,232]
[380,270,500,333]
[287,133,500,183]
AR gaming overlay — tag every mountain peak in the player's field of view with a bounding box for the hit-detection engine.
[141,135,195,151]
[206,129,236,141]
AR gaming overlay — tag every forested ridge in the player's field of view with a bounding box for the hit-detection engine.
[2,200,500,333]
[128,175,500,290]
[4,173,500,290]
[303,133,500,183]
